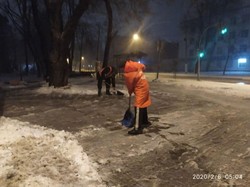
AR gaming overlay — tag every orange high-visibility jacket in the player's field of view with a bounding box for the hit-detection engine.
[124,60,151,108]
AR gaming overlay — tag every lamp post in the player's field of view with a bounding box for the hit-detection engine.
[156,39,163,79]
[131,21,175,78]
[197,24,218,80]
[197,49,202,81]
[132,33,140,54]
[197,26,212,80]
[131,32,163,79]
[79,57,81,72]
[197,23,228,80]
[79,56,84,72]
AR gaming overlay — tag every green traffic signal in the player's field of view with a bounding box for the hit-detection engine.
[221,27,228,35]
[199,52,204,58]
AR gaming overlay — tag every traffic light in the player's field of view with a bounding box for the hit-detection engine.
[199,51,205,58]
[221,27,228,35]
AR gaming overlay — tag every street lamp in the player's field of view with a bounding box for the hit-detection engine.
[197,24,228,80]
[221,27,228,35]
[156,40,163,80]
[132,33,140,53]
[199,51,205,58]
[132,33,162,80]
[133,33,140,41]
[79,56,84,72]
[197,25,215,81]
[131,21,175,79]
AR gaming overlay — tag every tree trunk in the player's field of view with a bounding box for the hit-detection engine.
[24,41,29,75]
[45,0,90,87]
[102,0,113,68]
[68,35,75,73]
[52,56,69,87]
[31,0,51,79]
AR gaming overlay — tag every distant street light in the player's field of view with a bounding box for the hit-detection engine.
[131,33,141,59]
[221,27,228,35]
[133,33,140,41]
[197,23,228,81]
[132,33,162,80]
[199,51,205,58]
[197,25,215,81]
[79,56,84,72]
[132,33,140,52]
[131,22,170,79]
[156,40,163,80]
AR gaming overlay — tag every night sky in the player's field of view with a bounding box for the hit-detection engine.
[119,0,188,42]
[145,0,188,42]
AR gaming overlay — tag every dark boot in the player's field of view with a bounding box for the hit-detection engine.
[98,89,102,96]
[128,128,143,135]
[143,121,152,128]
[106,90,112,95]
[128,107,143,135]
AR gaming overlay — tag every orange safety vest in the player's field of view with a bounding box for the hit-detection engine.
[124,60,151,108]
[99,66,113,78]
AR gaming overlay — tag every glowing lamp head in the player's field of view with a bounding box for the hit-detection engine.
[133,33,139,41]
[199,52,205,58]
[221,28,228,35]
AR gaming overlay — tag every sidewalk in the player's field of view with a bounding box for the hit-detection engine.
[146,71,250,84]
[1,71,250,91]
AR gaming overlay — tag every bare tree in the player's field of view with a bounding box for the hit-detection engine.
[102,0,150,67]
[79,0,150,69]
[1,0,151,87]
[44,0,91,87]
[1,0,35,77]
[0,14,13,74]
[30,0,50,79]
[181,0,240,71]
[102,0,113,68]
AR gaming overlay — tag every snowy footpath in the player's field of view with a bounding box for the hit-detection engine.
[0,74,250,186]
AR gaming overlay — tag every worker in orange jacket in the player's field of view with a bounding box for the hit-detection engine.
[123,60,151,135]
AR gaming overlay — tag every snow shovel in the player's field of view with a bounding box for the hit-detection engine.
[116,90,124,95]
[105,82,124,95]
[121,95,134,128]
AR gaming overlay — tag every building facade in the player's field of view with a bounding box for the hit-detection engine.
[178,1,250,73]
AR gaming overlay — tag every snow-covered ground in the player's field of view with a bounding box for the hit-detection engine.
[0,76,108,186]
[0,117,104,187]
[1,73,250,186]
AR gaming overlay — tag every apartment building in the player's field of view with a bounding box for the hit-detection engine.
[178,1,250,73]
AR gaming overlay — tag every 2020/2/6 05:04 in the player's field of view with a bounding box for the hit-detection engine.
[193,174,243,180]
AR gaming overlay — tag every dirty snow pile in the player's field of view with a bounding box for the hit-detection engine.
[35,83,97,96]
[0,117,105,187]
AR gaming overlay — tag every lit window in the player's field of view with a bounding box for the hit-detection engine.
[238,58,247,63]
[238,58,247,68]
